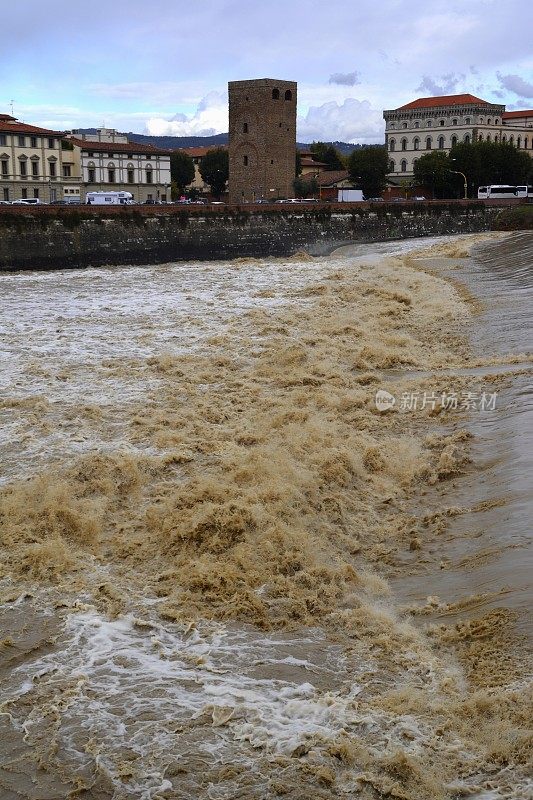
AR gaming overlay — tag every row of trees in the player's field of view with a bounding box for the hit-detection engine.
[170,148,228,198]
[413,141,533,198]
[172,139,533,201]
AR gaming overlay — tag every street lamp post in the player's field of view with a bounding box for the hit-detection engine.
[449,160,468,199]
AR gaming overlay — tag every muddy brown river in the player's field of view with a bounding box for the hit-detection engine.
[0,233,531,799]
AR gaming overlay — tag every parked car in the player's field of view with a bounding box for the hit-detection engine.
[12,198,42,205]
[413,196,426,201]
[365,197,384,202]
[0,200,11,205]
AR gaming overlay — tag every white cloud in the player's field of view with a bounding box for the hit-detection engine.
[297,98,383,143]
[145,91,228,136]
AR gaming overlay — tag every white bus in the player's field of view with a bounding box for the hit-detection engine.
[477,185,533,199]
[86,191,134,205]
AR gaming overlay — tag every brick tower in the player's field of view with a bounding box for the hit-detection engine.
[228,78,297,204]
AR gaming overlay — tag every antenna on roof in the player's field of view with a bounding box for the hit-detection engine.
[10,100,14,116]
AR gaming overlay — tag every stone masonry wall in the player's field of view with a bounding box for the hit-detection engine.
[0,202,504,271]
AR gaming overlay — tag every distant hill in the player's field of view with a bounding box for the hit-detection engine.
[74,129,377,154]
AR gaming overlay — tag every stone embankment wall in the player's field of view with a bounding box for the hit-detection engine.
[0,202,505,271]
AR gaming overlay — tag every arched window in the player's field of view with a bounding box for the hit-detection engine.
[243,122,248,133]
[426,119,432,127]
[402,122,407,129]
[439,119,445,126]
[401,138,407,151]
[465,117,470,125]
[452,119,458,126]
[495,119,499,125]
[284,90,292,100]
[243,155,248,166]
[525,137,529,149]
[438,136,445,149]
[426,136,432,150]
[487,118,492,125]
[389,159,396,172]
[479,118,484,124]
[400,159,407,173]
[478,134,483,142]
[517,136,521,148]
[464,134,470,144]
[502,134,507,143]
[145,165,153,184]
[127,163,135,184]
[414,121,419,129]
[272,88,280,100]
[509,135,514,145]
[389,122,395,129]
[413,137,419,150]
[486,134,491,142]
[451,135,457,147]
[389,139,396,151]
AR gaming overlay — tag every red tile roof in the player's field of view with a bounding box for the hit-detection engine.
[176,146,227,157]
[502,110,533,119]
[299,169,350,187]
[68,137,170,155]
[397,94,491,110]
[0,115,65,136]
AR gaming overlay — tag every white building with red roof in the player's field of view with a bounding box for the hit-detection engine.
[383,94,533,181]
[67,129,172,203]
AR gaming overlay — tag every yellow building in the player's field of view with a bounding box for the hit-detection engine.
[0,114,80,202]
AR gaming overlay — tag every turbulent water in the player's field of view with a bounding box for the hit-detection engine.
[0,234,531,799]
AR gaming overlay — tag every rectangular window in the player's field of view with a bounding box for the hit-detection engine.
[88,168,95,182]
[63,165,72,177]
[243,155,248,166]
[48,138,55,149]
[145,155,152,160]
[127,169,134,183]
[33,188,39,198]
[1,160,8,177]
[145,171,152,184]
[49,161,56,177]
[30,136,37,148]
[108,169,115,182]
[161,194,167,202]
[3,188,9,201]
[31,161,39,177]
[20,161,27,177]
[87,151,94,157]
[18,135,25,147]
[108,153,114,159]
[22,188,27,199]
[147,193,153,200]
[0,134,6,146]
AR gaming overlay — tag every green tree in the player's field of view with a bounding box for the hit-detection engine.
[170,150,195,195]
[413,151,456,198]
[310,142,344,170]
[199,148,229,198]
[449,140,532,194]
[347,145,389,198]
[293,176,319,197]
[295,151,302,177]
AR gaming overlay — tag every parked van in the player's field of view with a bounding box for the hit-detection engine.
[86,191,134,205]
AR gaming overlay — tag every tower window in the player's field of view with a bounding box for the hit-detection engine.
[243,123,248,133]
[243,155,248,166]
[284,90,292,100]
[272,88,280,100]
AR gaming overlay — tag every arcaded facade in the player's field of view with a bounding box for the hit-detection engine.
[228,78,297,203]
[383,94,533,181]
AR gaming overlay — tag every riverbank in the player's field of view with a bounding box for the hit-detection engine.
[0,234,531,799]
[0,201,503,270]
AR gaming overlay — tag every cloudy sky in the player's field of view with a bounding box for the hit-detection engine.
[2,0,532,142]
